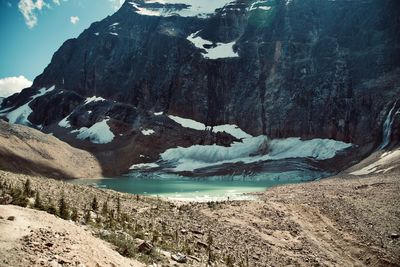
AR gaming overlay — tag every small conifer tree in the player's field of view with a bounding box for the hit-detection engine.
[84,209,91,225]
[91,196,98,212]
[23,179,33,197]
[116,197,121,216]
[34,191,44,210]
[71,208,79,222]
[102,199,108,216]
[58,194,70,220]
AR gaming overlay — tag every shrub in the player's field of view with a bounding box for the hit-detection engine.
[10,187,28,207]
[46,200,57,215]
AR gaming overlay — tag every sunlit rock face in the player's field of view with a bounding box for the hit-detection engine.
[1,0,400,175]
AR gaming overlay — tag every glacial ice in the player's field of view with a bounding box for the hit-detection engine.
[160,136,352,172]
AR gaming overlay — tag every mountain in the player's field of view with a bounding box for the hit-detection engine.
[1,0,399,176]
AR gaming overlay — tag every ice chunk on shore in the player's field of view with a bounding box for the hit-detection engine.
[129,163,159,170]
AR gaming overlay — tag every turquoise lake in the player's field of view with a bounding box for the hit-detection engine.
[70,169,328,202]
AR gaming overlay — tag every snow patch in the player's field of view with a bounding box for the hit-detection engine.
[154,111,163,116]
[212,124,252,139]
[168,114,251,139]
[74,119,114,144]
[142,129,155,136]
[187,31,239,59]
[168,115,206,131]
[128,0,235,18]
[84,96,106,105]
[58,114,72,128]
[3,86,55,125]
[350,148,400,176]
[249,0,272,11]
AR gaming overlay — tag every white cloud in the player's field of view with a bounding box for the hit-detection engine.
[70,16,79,24]
[0,76,33,98]
[18,0,49,28]
[109,0,123,10]
[53,0,60,5]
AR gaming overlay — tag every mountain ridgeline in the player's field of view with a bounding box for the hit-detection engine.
[1,0,400,176]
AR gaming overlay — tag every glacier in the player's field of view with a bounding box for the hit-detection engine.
[160,136,353,172]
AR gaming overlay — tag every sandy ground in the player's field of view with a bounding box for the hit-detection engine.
[0,205,144,267]
[0,120,102,179]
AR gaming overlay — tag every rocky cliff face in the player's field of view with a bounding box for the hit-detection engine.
[1,0,399,175]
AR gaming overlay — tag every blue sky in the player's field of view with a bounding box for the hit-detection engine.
[0,0,123,83]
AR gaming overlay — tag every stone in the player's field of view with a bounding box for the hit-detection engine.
[191,229,204,235]
[180,229,188,235]
[171,253,187,263]
[138,242,154,254]
[390,233,400,239]
[0,194,13,205]
[196,241,208,249]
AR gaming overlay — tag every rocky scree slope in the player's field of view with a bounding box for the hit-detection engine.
[0,120,102,179]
